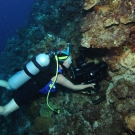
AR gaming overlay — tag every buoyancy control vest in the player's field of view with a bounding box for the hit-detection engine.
[30,57,58,88]
[39,67,62,94]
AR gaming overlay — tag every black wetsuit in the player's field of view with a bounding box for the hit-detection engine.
[13,58,60,107]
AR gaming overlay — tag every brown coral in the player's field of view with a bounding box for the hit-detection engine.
[125,113,135,132]
[81,0,134,48]
[30,116,54,133]
[120,14,135,24]
[84,0,100,10]
[120,49,135,74]
[81,12,130,48]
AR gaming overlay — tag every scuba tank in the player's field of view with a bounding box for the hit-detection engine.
[8,53,50,90]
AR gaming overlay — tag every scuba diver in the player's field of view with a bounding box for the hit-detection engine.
[0,44,95,116]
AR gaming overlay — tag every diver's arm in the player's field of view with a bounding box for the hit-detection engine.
[56,74,95,91]
[0,80,11,90]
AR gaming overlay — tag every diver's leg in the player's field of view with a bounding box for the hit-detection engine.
[0,80,11,90]
[0,99,20,116]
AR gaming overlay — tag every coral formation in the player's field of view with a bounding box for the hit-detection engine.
[27,34,68,59]
[81,0,135,48]
[40,102,57,117]
[84,0,100,10]
[82,102,101,124]
[120,49,135,74]
[30,116,54,134]
[125,113,135,132]
[107,77,135,115]
[1,0,135,134]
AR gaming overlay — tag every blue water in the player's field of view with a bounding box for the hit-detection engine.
[0,0,34,53]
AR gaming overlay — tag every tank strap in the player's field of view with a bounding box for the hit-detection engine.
[32,56,48,72]
[23,65,35,77]
[23,56,49,78]
[32,56,43,71]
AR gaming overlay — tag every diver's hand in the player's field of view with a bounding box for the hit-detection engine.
[89,83,95,88]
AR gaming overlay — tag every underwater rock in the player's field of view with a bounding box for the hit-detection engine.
[125,112,135,132]
[84,0,100,10]
[103,47,123,72]
[100,80,109,92]
[81,0,135,48]
[107,77,135,117]
[120,49,135,74]
[30,116,54,134]
[40,102,57,117]
[113,84,128,99]
[25,100,40,119]
[82,102,101,124]
[120,14,135,24]
[44,33,56,45]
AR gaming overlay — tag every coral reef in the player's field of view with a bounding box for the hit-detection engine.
[40,102,57,117]
[1,0,135,134]
[108,78,135,113]
[30,116,54,134]
[125,113,135,132]
[84,0,100,10]
[81,0,135,48]
[82,102,101,124]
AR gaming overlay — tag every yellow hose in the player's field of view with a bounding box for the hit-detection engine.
[46,55,60,113]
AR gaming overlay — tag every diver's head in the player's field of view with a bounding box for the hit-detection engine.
[57,42,72,68]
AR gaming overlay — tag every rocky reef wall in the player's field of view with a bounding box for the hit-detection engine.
[0,0,135,134]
